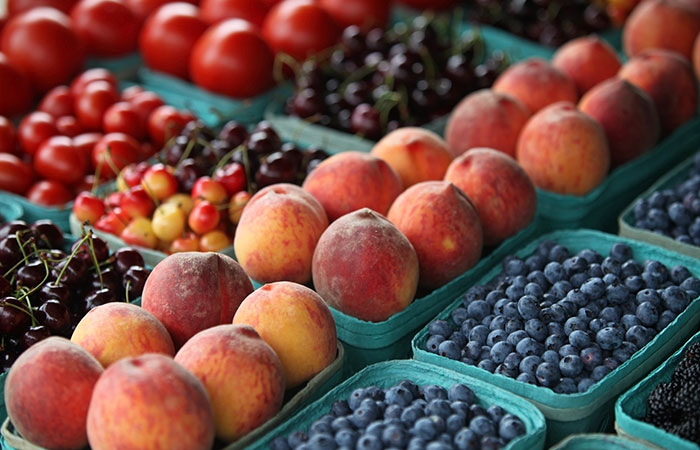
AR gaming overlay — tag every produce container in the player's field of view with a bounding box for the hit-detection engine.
[0,199,23,224]
[412,229,700,446]
[334,217,541,378]
[550,433,661,450]
[0,192,72,232]
[85,53,142,81]
[248,359,547,450]
[0,343,345,450]
[536,116,700,233]
[615,330,700,450]
[137,68,294,128]
[618,151,700,259]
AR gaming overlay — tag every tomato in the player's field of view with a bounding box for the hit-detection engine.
[190,19,274,98]
[8,0,78,15]
[74,80,119,130]
[1,7,84,92]
[70,0,139,57]
[0,53,33,117]
[318,0,390,30]
[18,111,58,156]
[120,85,144,101]
[395,0,456,10]
[0,117,17,154]
[103,102,146,140]
[199,0,269,27]
[92,132,140,178]
[70,68,117,98]
[0,153,33,194]
[26,180,73,205]
[72,132,102,171]
[34,135,87,185]
[129,91,164,122]
[262,0,340,62]
[124,0,194,22]
[147,105,191,148]
[38,85,74,117]
[139,3,208,80]
[55,115,83,136]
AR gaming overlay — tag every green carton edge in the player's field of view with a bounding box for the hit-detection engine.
[411,229,700,446]
[550,433,661,450]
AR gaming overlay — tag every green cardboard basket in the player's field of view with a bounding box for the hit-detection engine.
[615,330,700,450]
[412,229,700,446]
[332,217,541,378]
[85,52,142,82]
[248,359,547,450]
[618,151,700,260]
[550,433,661,450]
[536,115,700,233]
[137,68,294,128]
[0,192,72,232]
[0,199,23,224]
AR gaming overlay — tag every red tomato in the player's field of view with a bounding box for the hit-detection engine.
[139,3,208,79]
[103,102,146,140]
[74,80,119,130]
[17,111,58,156]
[92,132,140,178]
[0,117,16,154]
[129,91,164,122]
[0,53,33,117]
[1,7,84,92]
[70,68,117,98]
[26,180,72,205]
[318,0,390,30]
[199,0,269,27]
[147,105,191,148]
[190,19,274,98]
[262,0,340,62]
[55,115,83,136]
[120,85,144,101]
[38,85,73,117]
[0,153,33,194]
[123,0,194,22]
[72,132,102,170]
[70,0,139,57]
[395,0,456,10]
[8,0,78,15]
[34,135,87,185]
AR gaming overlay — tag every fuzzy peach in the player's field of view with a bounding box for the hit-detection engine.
[552,35,622,95]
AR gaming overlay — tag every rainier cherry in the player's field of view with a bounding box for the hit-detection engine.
[141,164,178,200]
[199,230,231,252]
[120,217,158,249]
[191,176,227,204]
[151,203,186,242]
[73,192,106,224]
[213,162,246,196]
[188,200,220,235]
[169,232,200,253]
[120,186,156,219]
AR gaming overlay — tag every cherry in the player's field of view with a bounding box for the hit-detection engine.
[256,153,297,188]
[218,120,249,148]
[37,299,71,336]
[289,89,325,119]
[71,234,110,265]
[73,192,106,225]
[341,25,365,57]
[0,276,11,298]
[113,247,145,276]
[88,266,122,294]
[281,143,304,169]
[1,349,19,372]
[16,260,47,289]
[0,220,29,241]
[350,104,382,140]
[0,234,27,271]
[343,81,372,108]
[365,27,388,53]
[52,257,87,287]
[446,54,476,89]
[81,288,118,313]
[38,281,71,306]
[174,158,202,193]
[21,325,51,349]
[44,249,67,264]
[31,220,64,249]
[123,266,150,299]
[213,162,247,196]
[0,297,31,336]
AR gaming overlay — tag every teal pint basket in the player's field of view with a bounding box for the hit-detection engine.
[248,359,547,450]
[615,331,700,450]
[550,433,661,450]
[333,217,541,378]
[412,229,700,446]
[85,52,142,82]
[0,192,71,232]
[618,151,700,259]
[0,199,23,224]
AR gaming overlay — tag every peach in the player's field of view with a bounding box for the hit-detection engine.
[579,78,661,167]
[618,49,699,134]
[370,127,453,188]
[623,0,700,61]
[675,0,700,14]
[71,302,175,367]
[312,208,419,322]
[445,149,537,246]
[444,89,531,158]
[387,181,483,289]
[86,353,215,450]
[302,151,403,222]
[516,102,610,196]
[552,35,622,95]
[233,183,328,284]
[141,252,253,348]
[232,281,337,389]
[493,57,579,113]
[695,32,700,77]
[175,325,285,442]
[5,337,103,450]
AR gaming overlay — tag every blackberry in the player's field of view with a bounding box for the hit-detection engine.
[644,382,677,427]
[670,416,700,444]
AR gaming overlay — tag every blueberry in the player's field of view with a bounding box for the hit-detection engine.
[381,424,408,447]
[451,400,471,418]
[288,431,309,447]
[451,307,469,325]
[445,414,466,434]
[490,341,514,364]
[350,400,380,428]
[680,276,700,293]
[516,373,537,384]
[624,275,644,293]
[310,420,333,436]
[503,351,523,368]
[557,300,577,317]
[429,320,453,337]
[580,346,603,371]
[427,399,453,419]
[271,436,291,450]
[648,191,666,209]
[577,308,594,322]
[480,435,505,450]
[524,282,544,298]
[454,428,479,450]
[505,284,525,301]
[559,354,584,377]
[564,317,587,336]
[647,208,670,229]
[642,271,664,289]
[467,300,490,321]
[670,266,692,285]
[542,349,560,365]
[426,335,445,354]
[485,329,508,349]
[634,200,649,220]
[545,333,566,351]
[559,344,579,358]
[604,356,620,371]
[465,285,489,302]
[569,330,591,349]
[525,254,546,272]
[599,306,620,323]
[602,257,621,275]
[507,330,529,347]
[438,340,461,360]
[541,306,565,324]
[479,345,492,361]
[450,331,467,348]
[384,404,402,420]
[426,441,453,450]
[536,362,561,387]
[487,315,506,331]
[478,359,497,373]
[662,285,689,313]
[625,325,653,349]
[519,355,542,375]
[385,385,413,407]
[307,433,336,450]
[592,365,612,382]
[469,415,496,437]
[645,260,669,282]
[606,282,630,305]
[621,314,641,330]
[596,326,624,350]
[422,384,448,401]
[621,260,642,278]
[407,437,427,450]
[460,318,478,337]
[565,289,587,307]
[485,290,506,306]
[570,273,588,289]
[554,377,578,394]
[348,389,367,411]
[550,281,573,300]
[609,243,633,263]
[355,434,382,450]
[503,301,521,320]
[463,341,482,360]
[400,406,425,426]
[470,403,487,418]
[527,270,549,288]
[603,273,620,286]
[613,341,638,363]
[588,264,604,279]
[493,298,509,316]
[636,288,660,306]
[578,248,602,264]
[636,302,659,327]
[504,257,526,276]
[548,244,570,262]
[505,319,524,334]
[331,400,352,417]
[525,319,547,342]
[544,261,566,284]
[656,310,677,331]
[412,417,438,441]
[589,318,606,333]
[537,240,557,257]
[515,337,543,356]
[469,325,490,345]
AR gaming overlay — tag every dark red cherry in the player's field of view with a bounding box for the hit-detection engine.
[37,299,71,336]
[123,266,150,300]
[16,259,48,289]
[31,220,64,249]
[21,325,51,349]
[38,281,71,306]
[0,297,31,336]
[113,247,145,276]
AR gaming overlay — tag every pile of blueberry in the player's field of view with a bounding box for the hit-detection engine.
[270,381,526,450]
[632,152,700,247]
[424,239,700,394]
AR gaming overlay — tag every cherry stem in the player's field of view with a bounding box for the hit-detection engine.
[87,233,104,290]
[124,279,131,304]
[175,133,198,168]
[54,234,90,285]
[103,146,122,180]
[92,159,104,195]
[212,144,245,174]
[273,52,301,85]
